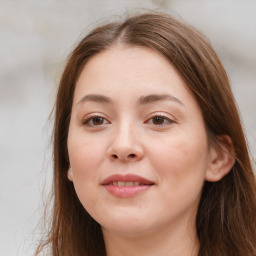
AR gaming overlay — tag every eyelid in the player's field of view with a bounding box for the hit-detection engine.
[81,113,111,126]
[144,112,176,125]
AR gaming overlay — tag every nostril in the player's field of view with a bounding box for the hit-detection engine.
[109,153,137,160]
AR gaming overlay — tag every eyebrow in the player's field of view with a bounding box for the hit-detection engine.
[138,94,184,106]
[77,94,113,106]
[77,93,184,106]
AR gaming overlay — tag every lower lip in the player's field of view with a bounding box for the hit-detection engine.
[103,185,152,198]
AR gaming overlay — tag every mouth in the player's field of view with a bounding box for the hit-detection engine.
[101,174,155,198]
[101,173,154,186]
[109,181,148,187]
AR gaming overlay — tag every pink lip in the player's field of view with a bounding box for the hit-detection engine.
[101,174,155,198]
[102,174,154,185]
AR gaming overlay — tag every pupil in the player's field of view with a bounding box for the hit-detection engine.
[93,117,103,125]
[153,116,164,124]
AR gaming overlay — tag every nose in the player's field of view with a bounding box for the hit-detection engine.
[107,123,144,162]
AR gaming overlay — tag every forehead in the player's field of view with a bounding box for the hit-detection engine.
[74,46,191,98]
[78,46,174,83]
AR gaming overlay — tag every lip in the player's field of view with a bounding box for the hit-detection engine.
[101,174,155,198]
[102,174,154,185]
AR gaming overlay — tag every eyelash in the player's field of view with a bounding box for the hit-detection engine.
[144,113,175,126]
[82,114,110,127]
[82,113,175,127]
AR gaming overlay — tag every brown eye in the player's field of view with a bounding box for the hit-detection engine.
[152,116,165,125]
[145,114,174,126]
[83,115,109,127]
[92,117,104,125]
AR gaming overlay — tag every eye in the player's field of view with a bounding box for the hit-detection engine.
[145,114,174,126]
[82,115,110,127]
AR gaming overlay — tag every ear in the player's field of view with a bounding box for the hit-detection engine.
[67,166,74,182]
[205,135,235,182]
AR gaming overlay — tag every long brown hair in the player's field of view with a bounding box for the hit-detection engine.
[36,12,256,256]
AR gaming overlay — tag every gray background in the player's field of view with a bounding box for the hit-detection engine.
[0,0,255,255]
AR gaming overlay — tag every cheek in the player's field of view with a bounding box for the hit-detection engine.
[67,132,107,204]
[67,139,107,218]
[148,129,209,191]
[68,131,106,175]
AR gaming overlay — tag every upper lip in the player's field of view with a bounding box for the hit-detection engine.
[101,174,155,185]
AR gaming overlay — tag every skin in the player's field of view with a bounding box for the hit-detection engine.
[67,46,233,256]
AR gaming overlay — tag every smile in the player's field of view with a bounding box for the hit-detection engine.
[111,181,143,186]
[101,174,155,197]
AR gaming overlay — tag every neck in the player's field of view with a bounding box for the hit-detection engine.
[102,219,199,256]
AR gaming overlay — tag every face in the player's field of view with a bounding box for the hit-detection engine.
[67,46,214,238]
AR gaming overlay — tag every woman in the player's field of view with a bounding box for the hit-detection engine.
[36,12,256,256]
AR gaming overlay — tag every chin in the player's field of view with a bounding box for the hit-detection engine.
[102,223,152,239]
[98,211,154,237]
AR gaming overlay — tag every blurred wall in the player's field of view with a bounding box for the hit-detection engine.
[0,1,255,255]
